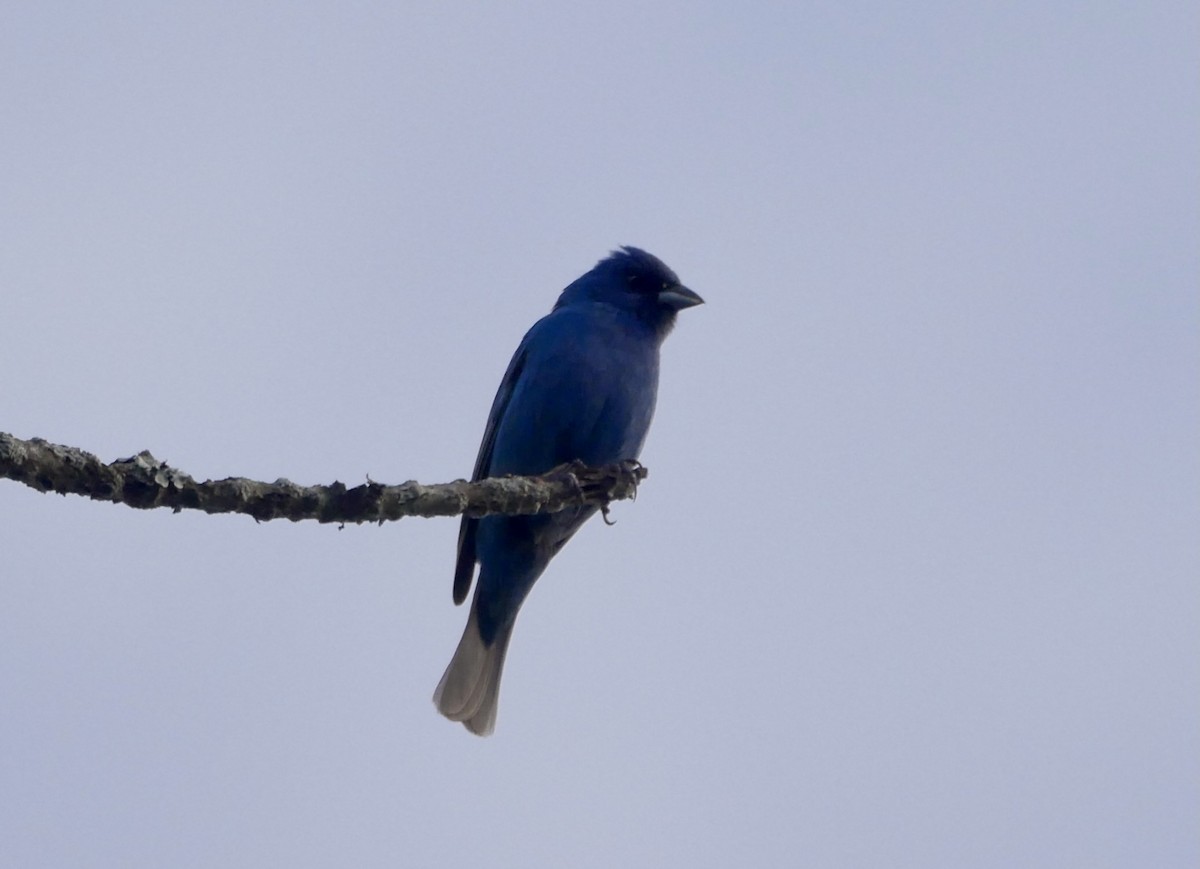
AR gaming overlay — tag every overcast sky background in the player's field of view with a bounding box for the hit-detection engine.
[2,3,1197,867]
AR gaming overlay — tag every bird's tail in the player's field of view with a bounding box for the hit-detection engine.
[433,606,514,737]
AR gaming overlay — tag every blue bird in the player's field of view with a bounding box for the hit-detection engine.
[434,247,703,735]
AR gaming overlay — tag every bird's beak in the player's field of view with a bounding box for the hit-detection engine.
[659,284,705,310]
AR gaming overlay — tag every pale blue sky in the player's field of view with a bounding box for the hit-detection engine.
[2,3,1197,867]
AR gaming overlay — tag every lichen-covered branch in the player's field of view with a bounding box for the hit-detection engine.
[0,432,646,525]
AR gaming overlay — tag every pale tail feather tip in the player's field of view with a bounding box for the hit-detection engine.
[433,608,513,737]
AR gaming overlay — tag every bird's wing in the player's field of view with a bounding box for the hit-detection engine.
[452,333,533,604]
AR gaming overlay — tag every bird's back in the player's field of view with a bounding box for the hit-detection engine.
[487,302,661,477]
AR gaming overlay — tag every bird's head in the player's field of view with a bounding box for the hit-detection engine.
[556,246,704,335]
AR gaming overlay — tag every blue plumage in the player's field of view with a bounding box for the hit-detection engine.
[433,246,703,735]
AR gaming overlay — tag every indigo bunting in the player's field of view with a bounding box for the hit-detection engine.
[434,247,703,735]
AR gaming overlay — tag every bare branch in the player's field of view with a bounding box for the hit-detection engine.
[0,432,647,525]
